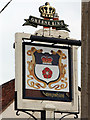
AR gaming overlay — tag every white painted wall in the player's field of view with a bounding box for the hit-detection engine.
[1,101,40,119]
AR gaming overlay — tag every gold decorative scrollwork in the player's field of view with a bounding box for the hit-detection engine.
[26,47,68,91]
[27,76,46,89]
[48,50,68,90]
[27,47,46,89]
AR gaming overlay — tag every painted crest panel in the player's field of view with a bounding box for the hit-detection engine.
[23,43,72,101]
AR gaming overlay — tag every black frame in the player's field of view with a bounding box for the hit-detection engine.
[22,42,72,102]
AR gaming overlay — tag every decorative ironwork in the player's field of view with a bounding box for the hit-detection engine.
[16,110,20,116]
[59,113,78,120]
[57,96,80,120]
[16,96,80,120]
[16,110,38,120]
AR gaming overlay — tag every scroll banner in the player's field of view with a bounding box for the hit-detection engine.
[23,15,70,32]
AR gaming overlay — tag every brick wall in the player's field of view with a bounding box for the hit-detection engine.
[0,79,15,113]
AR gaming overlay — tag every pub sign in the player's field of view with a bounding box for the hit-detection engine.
[23,43,72,102]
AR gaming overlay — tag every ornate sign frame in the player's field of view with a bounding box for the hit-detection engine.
[15,33,78,113]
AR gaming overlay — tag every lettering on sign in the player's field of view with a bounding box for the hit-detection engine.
[23,16,70,32]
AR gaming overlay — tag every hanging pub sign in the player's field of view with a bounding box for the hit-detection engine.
[23,2,70,32]
[23,43,72,102]
[15,2,80,113]
[15,33,78,113]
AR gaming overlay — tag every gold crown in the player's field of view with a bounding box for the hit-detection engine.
[39,2,56,19]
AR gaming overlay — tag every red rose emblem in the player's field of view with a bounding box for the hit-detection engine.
[42,67,52,79]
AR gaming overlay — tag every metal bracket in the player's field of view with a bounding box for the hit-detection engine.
[22,34,81,46]
[16,110,38,120]
[16,96,80,120]
[58,112,78,120]
[56,96,80,120]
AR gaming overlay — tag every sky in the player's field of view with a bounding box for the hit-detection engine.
[0,0,81,86]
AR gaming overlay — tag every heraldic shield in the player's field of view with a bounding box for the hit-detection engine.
[26,46,68,91]
[34,51,60,84]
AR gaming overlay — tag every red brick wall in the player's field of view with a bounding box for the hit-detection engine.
[0,79,15,113]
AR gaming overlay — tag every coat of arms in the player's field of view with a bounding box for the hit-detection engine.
[25,45,69,92]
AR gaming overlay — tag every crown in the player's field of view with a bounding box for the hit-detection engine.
[39,2,56,19]
[41,56,53,64]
